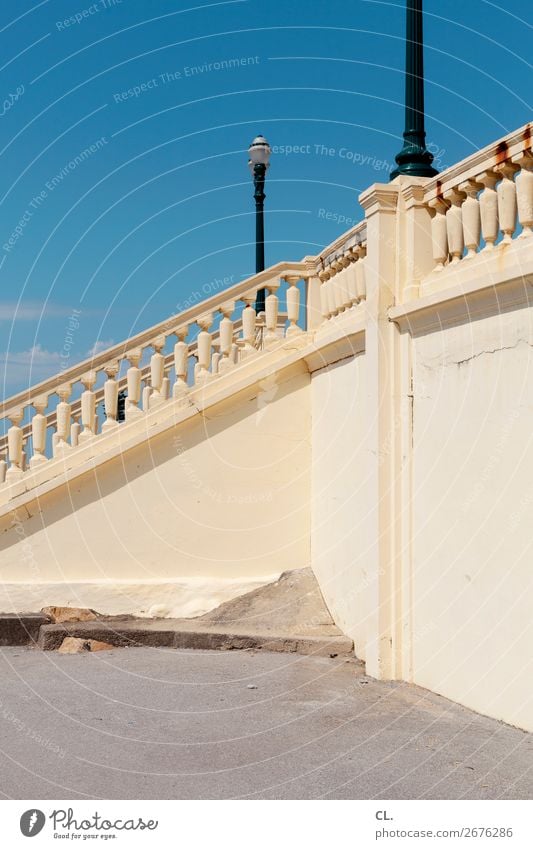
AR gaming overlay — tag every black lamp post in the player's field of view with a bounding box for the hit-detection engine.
[391,0,438,179]
[248,134,271,313]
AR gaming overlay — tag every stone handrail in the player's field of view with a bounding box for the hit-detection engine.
[423,122,532,275]
[317,220,368,320]
[0,211,370,486]
[0,256,319,483]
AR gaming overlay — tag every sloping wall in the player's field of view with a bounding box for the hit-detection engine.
[0,363,311,618]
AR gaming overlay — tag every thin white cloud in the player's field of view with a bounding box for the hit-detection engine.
[0,302,100,321]
[87,339,114,357]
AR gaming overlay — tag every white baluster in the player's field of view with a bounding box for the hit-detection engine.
[161,376,170,399]
[428,198,449,271]
[355,245,367,301]
[495,161,519,243]
[6,409,24,482]
[478,170,499,250]
[285,276,302,336]
[55,385,72,453]
[513,151,533,238]
[70,420,81,448]
[218,306,234,373]
[240,299,256,357]
[330,260,345,313]
[444,188,465,263]
[173,327,190,399]
[337,256,352,311]
[126,349,143,421]
[0,457,6,484]
[231,342,239,364]
[149,335,166,408]
[211,348,221,375]
[196,315,213,383]
[102,363,119,432]
[459,179,482,258]
[265,282,281,347]
[142,384,152,412]
[30,396,48,468]
[343,252,358,307]
[318,269,331,319]
[79,371,97,443]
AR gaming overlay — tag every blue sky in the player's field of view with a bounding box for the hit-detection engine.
[1,0,531,394]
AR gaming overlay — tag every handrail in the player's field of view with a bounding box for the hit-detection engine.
[0,259,313,418]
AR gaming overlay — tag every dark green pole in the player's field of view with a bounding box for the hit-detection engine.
[253,163,266,313]
[391,0,438,179]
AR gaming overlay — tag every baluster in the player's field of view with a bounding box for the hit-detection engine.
[285,275,303,336]
[149,335,166,407]
[240,299,256,357]
[513,151,533,238]
[231,342,239,364]
[173,327,190,399]
[444,188,465,263]
[7,409,24,481]
[211,346,221,375]
[355,245,367,301]
[30,396,48,467]
[102,363,119,432]
[0,456,6,483]
[125,349,143,421]
[161,376,170,399]
[265,282,281,346]
[338,255,352,311]
[428,198,449,271]
[55,385,72,453]
[79,371,97,443]
[318,269,331,319]
[71,419,81,448]
[196,314,213,383]
[330,259,344,313]
[325,267,338,316]
[218,306,234,373]
[142,384,152,412]
[495,161,519,243]
[478,170,499,250]
[459,179,482,258]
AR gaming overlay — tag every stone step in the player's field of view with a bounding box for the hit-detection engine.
[37,620,353,656]
[0,613,50,646]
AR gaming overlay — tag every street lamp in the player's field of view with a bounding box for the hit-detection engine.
[391,0,438,179]
[248,134,271,313]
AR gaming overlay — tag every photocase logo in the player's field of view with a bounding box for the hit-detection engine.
[20,809,46,837]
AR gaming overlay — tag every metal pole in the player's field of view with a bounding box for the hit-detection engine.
[253,163,266,313]
[391,0,438,179]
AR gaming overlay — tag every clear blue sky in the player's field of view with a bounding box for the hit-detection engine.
[1,0,531,394]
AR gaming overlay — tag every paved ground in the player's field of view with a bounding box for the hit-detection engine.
[0,646,531,800]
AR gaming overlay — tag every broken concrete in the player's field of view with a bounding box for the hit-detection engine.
[39,569,353,656]
[41,606,99,624]
[57,637,115,654]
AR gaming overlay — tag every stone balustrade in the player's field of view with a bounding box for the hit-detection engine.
[0,262,310,485]
[318,221,368,320]
[423,122,533,276]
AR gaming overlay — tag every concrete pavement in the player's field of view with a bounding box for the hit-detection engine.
[0,647,530,800]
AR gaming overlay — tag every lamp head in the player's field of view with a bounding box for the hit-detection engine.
[248,134,271,173]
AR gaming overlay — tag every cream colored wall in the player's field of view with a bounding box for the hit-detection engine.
[410,308,533,731]
[310,353,370,656]
[0,364,311,617]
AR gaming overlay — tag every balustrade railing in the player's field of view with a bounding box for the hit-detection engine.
[318,221,368,320]
[424,122,533,277]
[0,261,312,486]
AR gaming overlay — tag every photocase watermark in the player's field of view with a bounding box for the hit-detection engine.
[20,807,158,838]
[175,274,234,313]
[3,137,108,254]
[113,56,261,103]
[318,208,359,229]
[172,434,273,504]
[271,143,394,173]
[0,84,24,118]
[59,309,82,370]
[0,700,66,760]
[56,0,123,31]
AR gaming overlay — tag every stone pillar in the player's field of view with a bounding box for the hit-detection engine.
[358,181,409,682]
